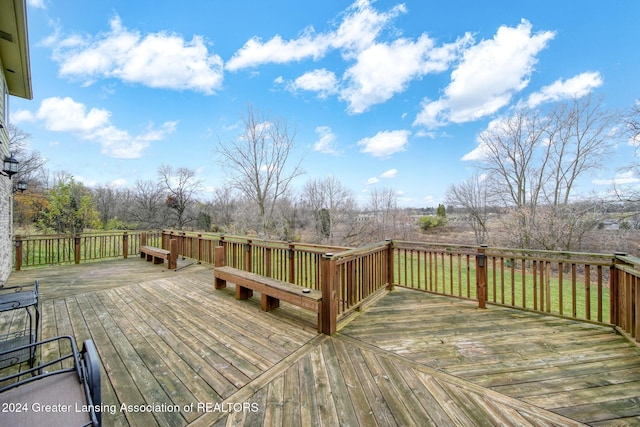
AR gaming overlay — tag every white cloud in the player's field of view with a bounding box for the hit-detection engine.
[230,0,470,113]
[27,0,46,9]
[380,168,398,178]
[461,117,506,161]
[10,110,35,123]
[227,0,404,71]
[592,171,640,186]
[290,69,338,98]
[36,97,110,132]
[91,121,178,159]
[110,178,128,187]
[367,177,379,185]
[461,141,490,162]
[50,16,223,94]
[414,19,555,128]
[26,97,177,159]
[312,126,339,155]
[342,34,471,113]
[357,129,410,158]
[226,30,328,71]
[527,72,603,107]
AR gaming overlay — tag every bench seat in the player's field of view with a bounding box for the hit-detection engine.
[140,245,176,269]
[213,266,322,332]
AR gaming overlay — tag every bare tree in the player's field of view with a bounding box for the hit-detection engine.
[92,184,118,229]
[616,100,640,201]
[8,125,48,229]
[211,187,239,232]
[216,105,303,237]
[445,173,492,244]
[301,176,356,243]
[158,165,203,230]
[474,95,615,250]
[544,96,615,206]
[130,179,170,229]
[365,187,400,242]
[477,108,547,247]
[8,124,47,184]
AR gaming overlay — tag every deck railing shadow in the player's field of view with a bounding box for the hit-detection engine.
[12,230,640,341]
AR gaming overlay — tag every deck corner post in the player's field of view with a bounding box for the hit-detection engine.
[214,246,227,289]
[74,234,81,264]
[320,252,337,335]
[288,243,295,284]
[611,251,630,327]
[123,232,129,259]
[245,240,252,272]
[386,239,394,291]
[14,235,22,271]
[476,245,488,309]
[168,239,178,270]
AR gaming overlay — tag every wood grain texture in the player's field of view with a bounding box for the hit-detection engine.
[3,260,639,426]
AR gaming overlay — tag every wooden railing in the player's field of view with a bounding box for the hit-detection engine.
[329,241,393,321]
[391,240,640,343]
[611,255,640,343]
[12,230,640,341]
[13,231,163,270]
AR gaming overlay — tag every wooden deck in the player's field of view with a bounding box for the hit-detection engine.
[2,258,640,426]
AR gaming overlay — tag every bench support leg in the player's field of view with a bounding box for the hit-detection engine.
[236,285,253,300]
[152,256,164,265]
[214,276,226,290]
[261,295,280,311]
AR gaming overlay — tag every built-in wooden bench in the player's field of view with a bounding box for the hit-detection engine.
[214,266,322,332]
[140,238,177,270]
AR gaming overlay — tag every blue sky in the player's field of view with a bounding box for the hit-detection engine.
[10,0,640,207]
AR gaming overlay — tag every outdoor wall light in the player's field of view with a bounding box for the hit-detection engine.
[1,155,19,178]
[13,179,27,193]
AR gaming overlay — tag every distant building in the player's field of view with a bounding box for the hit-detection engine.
[0,0,32,282]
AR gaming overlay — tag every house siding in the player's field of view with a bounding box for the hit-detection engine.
[0,63,13,284]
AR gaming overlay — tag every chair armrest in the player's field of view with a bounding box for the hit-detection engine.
[0,280,38,295]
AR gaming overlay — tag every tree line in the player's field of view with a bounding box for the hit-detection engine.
[446,95,640,251]
[9,98,640,251]
[9,106,416,245]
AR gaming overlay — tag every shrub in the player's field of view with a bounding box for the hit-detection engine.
[419,215,448,231]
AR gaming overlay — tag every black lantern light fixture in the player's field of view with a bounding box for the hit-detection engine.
[14,179,27,193]
[1,155,19,178]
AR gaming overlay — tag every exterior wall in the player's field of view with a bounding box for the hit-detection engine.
[0,61,13,284]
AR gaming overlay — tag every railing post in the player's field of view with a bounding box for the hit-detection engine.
[14,235,22,271]
[74,234,82,264]
[168,239,178,270]
[214,245,226,289]
[386,239,394,291]
[219,235,226,254]
[611,252,627,326]
[197,234,203,264]
[288,243,295,284]
[476,245,487,309]
[141,232,147,247]
[265,246,272,278]
[123,232,129,259]
[245,240,253,272]
[321,252,337,335]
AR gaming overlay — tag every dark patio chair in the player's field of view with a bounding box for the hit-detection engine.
[0,280,40,369]
[0,336,102,426]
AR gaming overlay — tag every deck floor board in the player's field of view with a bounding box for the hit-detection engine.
[2,258,639,426]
